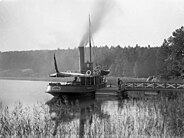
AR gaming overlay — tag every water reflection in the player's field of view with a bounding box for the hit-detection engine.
[46,93,180,137]
[1,80,183,137]
[46,95,116,137]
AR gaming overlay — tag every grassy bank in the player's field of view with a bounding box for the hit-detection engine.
[1,94,184,137]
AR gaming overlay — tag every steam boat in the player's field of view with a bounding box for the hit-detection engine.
[46,17,110,97]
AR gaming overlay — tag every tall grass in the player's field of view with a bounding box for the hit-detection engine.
[0,102,55,138]
[1,94,184,137]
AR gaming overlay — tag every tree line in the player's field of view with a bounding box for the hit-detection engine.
[0,26,184,80]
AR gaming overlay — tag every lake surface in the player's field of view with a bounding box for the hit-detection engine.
[0,79,120,109]
[0,79,174,137]
[0,79,53,108]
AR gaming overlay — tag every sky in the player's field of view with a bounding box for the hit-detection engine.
[0,0,184,51]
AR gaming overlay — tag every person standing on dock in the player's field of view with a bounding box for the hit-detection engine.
[118,78,122,90]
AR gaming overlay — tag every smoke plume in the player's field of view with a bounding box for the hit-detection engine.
[79,0,116,47]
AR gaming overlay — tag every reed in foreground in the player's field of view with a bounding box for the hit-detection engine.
[0,94,184,137]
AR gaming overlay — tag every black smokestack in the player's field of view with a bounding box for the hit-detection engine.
[79,0,115,47]
[79,46,85,73]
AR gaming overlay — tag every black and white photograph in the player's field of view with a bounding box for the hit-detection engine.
[0,0,184,137]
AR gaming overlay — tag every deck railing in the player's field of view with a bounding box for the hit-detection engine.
[120,81,184,91]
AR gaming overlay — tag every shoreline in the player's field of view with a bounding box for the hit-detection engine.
[0,76,146,86]
[0,77,54,82]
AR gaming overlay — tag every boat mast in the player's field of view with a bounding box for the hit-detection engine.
[89,15,92,63]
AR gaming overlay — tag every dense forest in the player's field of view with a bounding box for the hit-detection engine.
[0,26,184,80]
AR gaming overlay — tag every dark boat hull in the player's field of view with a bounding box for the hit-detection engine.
[47,91,96,99]
[46,84,96,97]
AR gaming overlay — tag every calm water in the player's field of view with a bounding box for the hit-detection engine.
[0,79,120,112]
[1,79,172,137]
[0,79,53,108]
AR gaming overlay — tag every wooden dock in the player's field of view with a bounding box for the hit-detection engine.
[120,81,184,92]
[96,85,119,96]
[95,81,184,99]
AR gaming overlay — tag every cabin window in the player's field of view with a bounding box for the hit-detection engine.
[87,64,90,68]
[80,77,85,85]
[95,77,98,85]
[80,77,95,86]
[86,77,91,85]
[91,77,94,85]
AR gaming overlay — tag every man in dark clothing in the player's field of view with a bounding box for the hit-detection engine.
[73,77,78,85]
[118,78,121,90]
